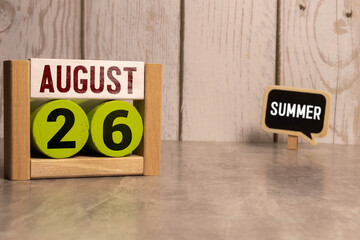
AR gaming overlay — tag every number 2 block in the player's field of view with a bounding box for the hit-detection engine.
[31,100,89,159]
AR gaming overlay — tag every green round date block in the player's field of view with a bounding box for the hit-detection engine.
[87,100,143,157]
[31,100,89,158]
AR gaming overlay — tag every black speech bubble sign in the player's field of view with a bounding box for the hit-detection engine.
[261,86,331,145]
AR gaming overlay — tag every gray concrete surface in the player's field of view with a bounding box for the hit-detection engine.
[1,141,360,239]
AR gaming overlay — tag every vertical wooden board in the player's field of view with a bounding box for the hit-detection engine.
[333,0,360,144]
[0,0,81,137]
[287,135,298,150]
[181,0,277,142]
[84,0,180,140]
[278,0,336,144]
[4,60,30,180]
[134,64,162,175]
[278,0,360,144]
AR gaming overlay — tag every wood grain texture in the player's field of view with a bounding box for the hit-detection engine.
[287,135,298,150]
[31,155,144,179]
[333,0,360,144]
[181,0,277,142]
[84,0,180,140]
[279,0,360,144]
[0,0,81,137]
[134,64,162,175]
[4,60,30,180]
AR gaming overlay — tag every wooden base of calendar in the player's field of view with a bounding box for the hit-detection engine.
[4,60,162,180]
[31,155,144,179]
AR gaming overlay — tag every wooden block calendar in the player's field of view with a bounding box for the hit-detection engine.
[4,59,162,180]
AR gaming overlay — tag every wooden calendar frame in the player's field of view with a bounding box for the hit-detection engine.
[4,60,162,180]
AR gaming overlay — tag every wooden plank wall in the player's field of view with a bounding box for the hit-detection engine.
[1,0,359,144]
[0,0,81,137]
[181,0,276,142]
[83,0,181,140]
[279,0,360,144]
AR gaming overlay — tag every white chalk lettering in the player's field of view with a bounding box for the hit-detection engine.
[270,102,278,115]
[314,106,321,120]
[270,102,322,120]
[286,103,296,117]
[296,104,306,118]
[306,105,314,119]
[279,102,286,116]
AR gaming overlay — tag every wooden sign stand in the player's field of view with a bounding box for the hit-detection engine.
[287,135,298,150]
[4,60,162,180]
[262,86,331,149]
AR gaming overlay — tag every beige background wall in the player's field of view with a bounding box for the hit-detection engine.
[0,0,359,144]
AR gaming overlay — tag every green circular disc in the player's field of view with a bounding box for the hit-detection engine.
[87,100,143,157]
[31,100,89,158]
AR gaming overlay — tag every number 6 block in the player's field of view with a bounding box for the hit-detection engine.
[4,59,162,180]
[87,100,144,157]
